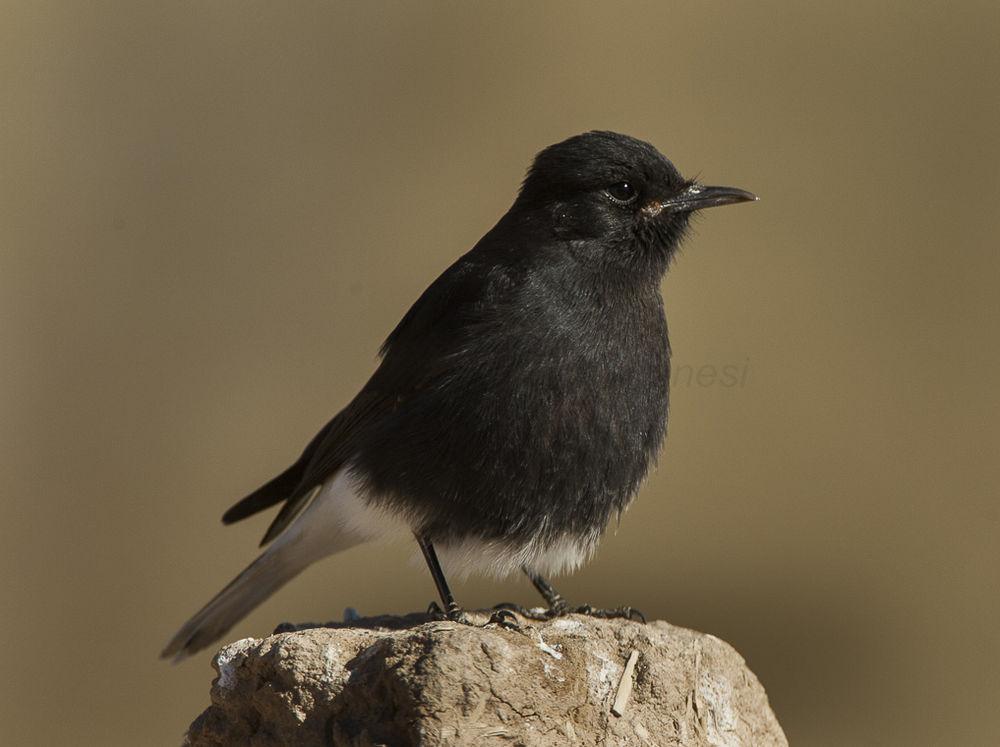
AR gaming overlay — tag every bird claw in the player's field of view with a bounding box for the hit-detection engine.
[572,604,646,623]
[427,601,446,619]
[493,601,645,623]
[426,602,472,624]
[426,601,523,631]
[486,608,523,631]
[430,599,644,629]
[492,601,551,621]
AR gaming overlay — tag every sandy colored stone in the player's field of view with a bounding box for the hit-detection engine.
[184,612,786,746]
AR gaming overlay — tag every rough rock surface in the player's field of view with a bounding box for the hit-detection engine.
[184,611,786,746]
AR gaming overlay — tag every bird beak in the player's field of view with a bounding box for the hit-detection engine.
[646,184,758,216]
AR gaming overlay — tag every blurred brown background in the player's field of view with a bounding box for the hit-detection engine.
[3,2,998,745]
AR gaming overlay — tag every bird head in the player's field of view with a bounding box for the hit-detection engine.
[514,131,756,275]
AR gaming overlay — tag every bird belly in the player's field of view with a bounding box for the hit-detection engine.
[284,467,606,581]
[350,300,670,563]
[433,526,602,580]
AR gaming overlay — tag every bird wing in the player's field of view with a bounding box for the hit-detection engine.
[256,389,392,545]
[217,389,393,547]
[220,418,337,525]
[222,247,515,547]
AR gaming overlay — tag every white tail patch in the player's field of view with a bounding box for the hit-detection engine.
[162,467,413,660]
[273,467,415,563]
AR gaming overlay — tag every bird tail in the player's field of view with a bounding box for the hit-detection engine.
[162,470,389,661]
[160,541,316,661]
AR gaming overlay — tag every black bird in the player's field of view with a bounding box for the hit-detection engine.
[162,131,756,660]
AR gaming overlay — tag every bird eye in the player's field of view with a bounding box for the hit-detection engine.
[606,182,638,205]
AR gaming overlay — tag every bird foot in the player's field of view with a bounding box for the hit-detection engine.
[571,604,646,622]
[492,601,556,621]
[426,602,523,631]
[493,601,646,623]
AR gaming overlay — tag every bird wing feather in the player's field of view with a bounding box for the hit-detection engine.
[222,248,514,547]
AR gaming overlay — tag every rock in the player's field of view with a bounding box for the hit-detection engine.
[184,611,787,746]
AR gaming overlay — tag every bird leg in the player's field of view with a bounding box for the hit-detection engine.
[494,568,646,623]
[417,535,520,630]
[527,570,572,614]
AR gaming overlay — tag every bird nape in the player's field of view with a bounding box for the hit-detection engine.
[161,131,756,661]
